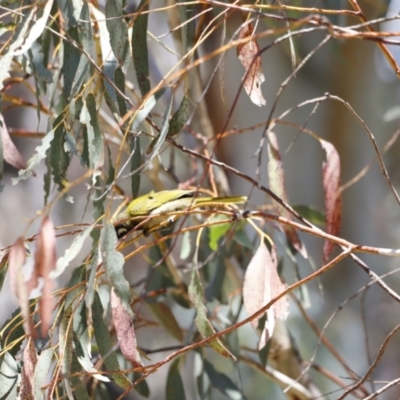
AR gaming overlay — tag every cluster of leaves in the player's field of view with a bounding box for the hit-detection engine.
[1,1,400,399]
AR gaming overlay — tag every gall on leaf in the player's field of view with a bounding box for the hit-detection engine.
[243,241,289,349]
[320,140,342,263]
[237,23,266,107]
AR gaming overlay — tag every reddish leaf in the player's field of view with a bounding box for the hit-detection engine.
[243,241,289,349]
[20,338,37,399]
[267,131,307,258]
[237,23,266,107]
[9,237,36,336]
[110,289,143,368]
[320,140,342,263]
[34,216,57,337]
[0,113,28,171]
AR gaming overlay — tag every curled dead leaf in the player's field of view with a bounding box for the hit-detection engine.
[237,23,266,107]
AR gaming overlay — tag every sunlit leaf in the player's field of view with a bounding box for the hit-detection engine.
[52,226,93,279]
[12,0,54,56]
[0,352,18,399]
[208,214,231,251]
[237,23,266,107]
[293,205,325,226]
[320,139,342,263]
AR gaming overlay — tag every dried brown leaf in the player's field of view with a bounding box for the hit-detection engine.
[320,140,342,263]
[34,216,57,337]
[111,289,143,368]
[237,23,266,107]
[0,113,28,171]
[9,237,36,336]
[20,338,37,398]
[243,241,289,349]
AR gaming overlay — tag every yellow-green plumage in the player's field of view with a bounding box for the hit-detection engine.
[115,189,246,238]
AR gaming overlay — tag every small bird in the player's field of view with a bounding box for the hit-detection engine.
[114,189,246,238]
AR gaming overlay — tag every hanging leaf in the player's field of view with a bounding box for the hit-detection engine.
[12,0,54,56]
[8,237,35,337]
[59,304,74,398]
[0,352,18,399]
[267,131,307,258]
[167,93,189,137]
[204,360,244,400]
[145,92,173,160]
[320,139,342,263]
[106,0,130,72]
[132,0,151,96]
[237,23,266,107]
[91,292,132,388]
[0,113,28,172]
[83,92,105,183]
[147,301,183,342]
[73,300,110,383]
[243,240,289,349]
[12,128,55,184]
[52,226,93,279]
[33,348,54,400]
[20,338,37,399]
[100,223,131,306]
[48,112,71,193]
[166,358,186,400]
[188,268,235,360]
[110,288,143,368]
[33,216,57,338]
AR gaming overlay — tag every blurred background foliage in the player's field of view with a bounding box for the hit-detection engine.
[1,0,400,399]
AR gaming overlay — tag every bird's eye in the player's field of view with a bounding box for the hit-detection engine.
[148,195,153,199]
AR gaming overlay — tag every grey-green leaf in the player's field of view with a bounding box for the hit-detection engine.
[100,223,131,306]
[106,0,130,72]
[132,0,151,96]
[167,93,189,137]
[188,268,235,359]
[166,358,186,400]
[0,352,18,399]
[92,292,131,388]
[204,360,244,400]
[33,348,54,400]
